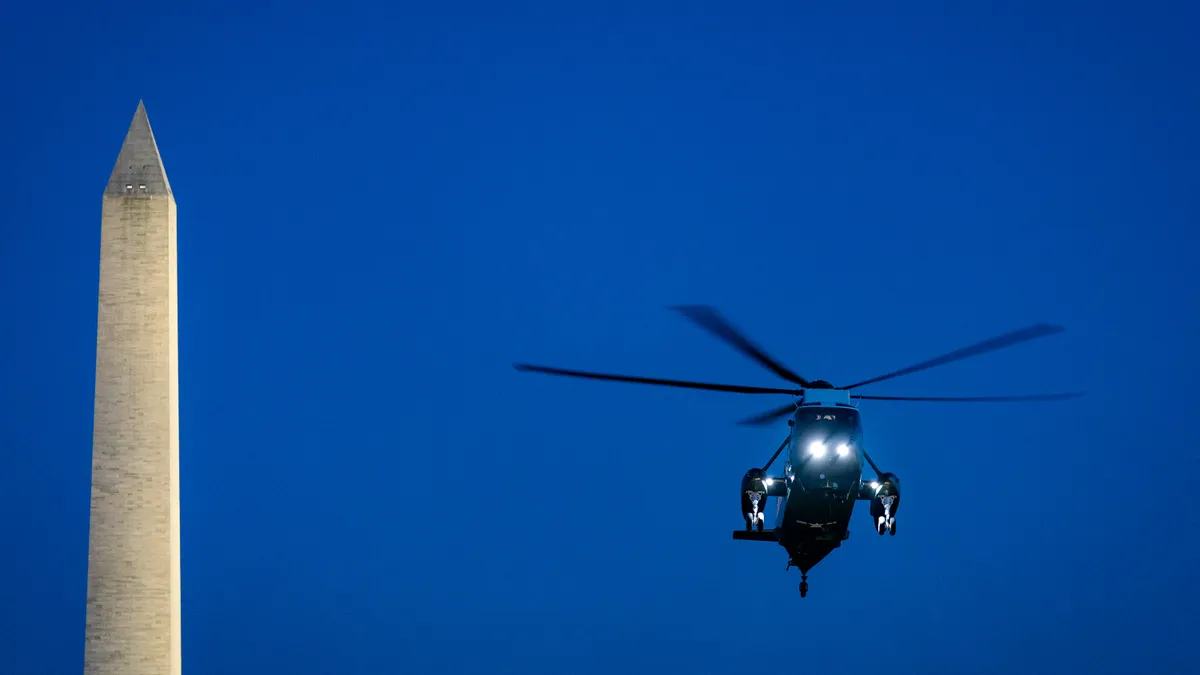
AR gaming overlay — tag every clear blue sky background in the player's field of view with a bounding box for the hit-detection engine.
[1,1,1197,673]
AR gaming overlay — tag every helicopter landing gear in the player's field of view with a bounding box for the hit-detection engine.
[745,511,765,532]
[749,493,765,532]
[799,573,809,598]
[877,493,897,536]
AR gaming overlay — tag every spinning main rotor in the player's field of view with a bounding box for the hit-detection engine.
[513,305,1081,426]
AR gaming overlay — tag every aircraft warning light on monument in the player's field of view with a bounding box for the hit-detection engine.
[514,305,1081,597]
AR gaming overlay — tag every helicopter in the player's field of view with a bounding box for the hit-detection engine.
[514,305,1082,597]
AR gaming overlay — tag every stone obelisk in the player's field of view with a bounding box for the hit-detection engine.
[84,100,181,675]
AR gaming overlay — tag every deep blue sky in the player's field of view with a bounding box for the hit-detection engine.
[2,1,1197,673]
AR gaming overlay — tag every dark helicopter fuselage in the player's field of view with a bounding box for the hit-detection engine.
[773,401,865,572]
[737,386,900,579]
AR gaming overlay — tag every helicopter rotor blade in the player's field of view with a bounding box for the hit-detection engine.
[762,436,790,471]
[513,364,802,395]
[736,402,799,426]
[671,305,811,388]
[851,392,1083,402]
[841,323,1065,391]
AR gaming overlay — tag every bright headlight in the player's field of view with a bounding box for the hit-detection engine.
[808,441,826,458]
[836,442,851,457]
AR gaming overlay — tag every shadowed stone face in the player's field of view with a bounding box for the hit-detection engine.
[85,101,181,675]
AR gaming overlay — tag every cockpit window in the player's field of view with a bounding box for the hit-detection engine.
[803,410,857,424]
[795,408,859,437]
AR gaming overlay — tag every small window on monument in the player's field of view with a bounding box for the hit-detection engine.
[125,185,133,191]
[139,185,146,190]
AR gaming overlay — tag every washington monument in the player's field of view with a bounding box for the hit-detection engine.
[84,101,181,675]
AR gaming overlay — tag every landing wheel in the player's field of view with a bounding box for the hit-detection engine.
[799,580,809,598]
[877,519,887,536]
[755,514,764,532]
[889,519,896,536]
[744,519,753,532]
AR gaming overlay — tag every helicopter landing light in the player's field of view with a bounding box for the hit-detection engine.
[836,442,851,457]
[808,441,826,458]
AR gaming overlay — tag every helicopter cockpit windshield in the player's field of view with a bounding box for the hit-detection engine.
[793,408,861,451]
